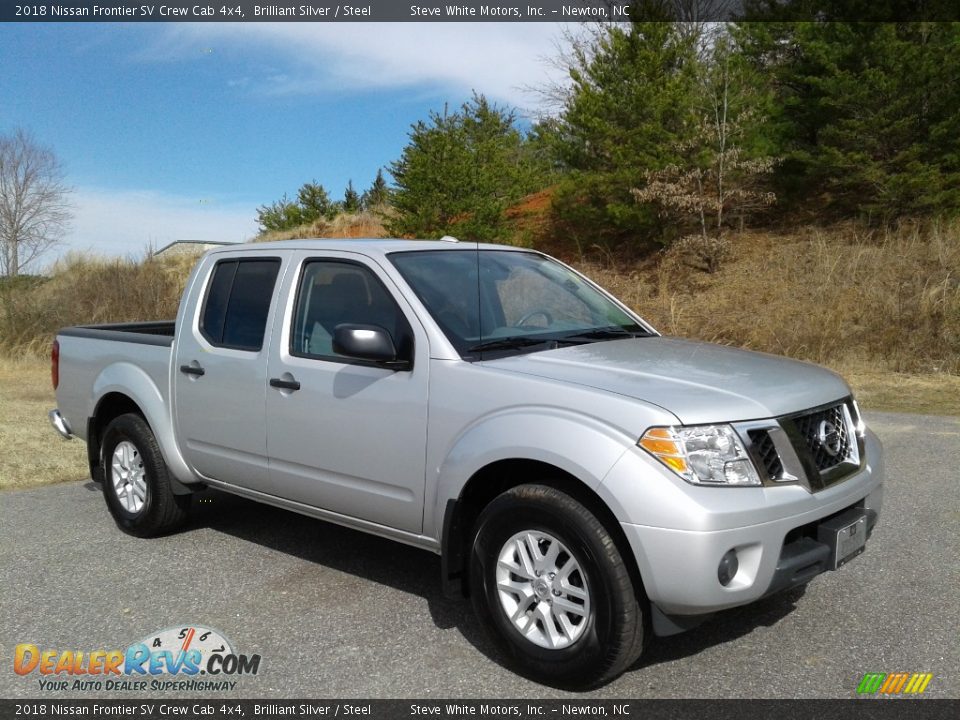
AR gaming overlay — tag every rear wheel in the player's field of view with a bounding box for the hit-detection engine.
[469,484,645,688]
[100,413,190,537]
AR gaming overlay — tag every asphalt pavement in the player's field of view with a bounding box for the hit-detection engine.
[1,411,957,699]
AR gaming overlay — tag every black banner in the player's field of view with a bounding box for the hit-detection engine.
[4,0,960,23]
[2,700,960,720]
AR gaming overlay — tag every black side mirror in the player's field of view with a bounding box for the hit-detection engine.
[332,324,411,370]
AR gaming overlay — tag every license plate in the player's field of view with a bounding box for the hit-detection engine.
[817,509,868,570]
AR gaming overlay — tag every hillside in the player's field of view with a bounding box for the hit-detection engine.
[1,205,957,415]
[254,193,960,376]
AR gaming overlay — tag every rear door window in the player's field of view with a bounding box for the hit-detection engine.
[200,258,281,351]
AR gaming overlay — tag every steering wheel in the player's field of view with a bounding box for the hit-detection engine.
[515,309,554,328]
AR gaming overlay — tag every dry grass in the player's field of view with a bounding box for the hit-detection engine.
[255,208,390,243]
[0,349,952,492]
[835,364,960,417]
[0,221,956,492]
[2,221,956,377]
[0,357,87,489]
[0,354,953,494]
[0,251,196,357]
[578,220,960,375]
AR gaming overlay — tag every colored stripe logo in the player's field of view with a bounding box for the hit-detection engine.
[857,672,933,695]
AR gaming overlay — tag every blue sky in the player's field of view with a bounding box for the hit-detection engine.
[0,22,568,266]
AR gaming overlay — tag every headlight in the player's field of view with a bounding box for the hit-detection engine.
[639,425,761,486]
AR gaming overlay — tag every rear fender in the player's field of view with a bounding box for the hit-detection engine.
[92,362,198,490]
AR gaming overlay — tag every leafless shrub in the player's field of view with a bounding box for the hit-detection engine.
[667,233,733,273]
[631,33,778,271]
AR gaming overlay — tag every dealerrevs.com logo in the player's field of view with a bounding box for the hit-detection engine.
[14,625,261,692]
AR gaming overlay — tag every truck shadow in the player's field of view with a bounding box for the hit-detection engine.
[631,586,807,671]
[188,486,808,682]
[186,487,499,654]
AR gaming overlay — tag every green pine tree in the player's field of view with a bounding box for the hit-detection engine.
[734,21,960,219]
[387,93,545,241]
[256,194,302,232]
[297,181,336,223]
[360,169,391,210]
[550,21,701,248]
[342,180,361,214]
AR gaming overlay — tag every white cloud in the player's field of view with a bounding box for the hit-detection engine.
[56,187,258,265]
[144,22,570,110]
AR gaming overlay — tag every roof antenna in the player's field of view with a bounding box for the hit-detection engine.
[440,235,459,243]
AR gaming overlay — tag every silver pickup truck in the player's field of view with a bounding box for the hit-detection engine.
[49,239,883,687]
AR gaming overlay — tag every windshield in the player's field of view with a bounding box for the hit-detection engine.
[389,249,652,358]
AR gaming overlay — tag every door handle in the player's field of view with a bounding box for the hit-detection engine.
[269,377,301,391]
[180,364,205,377]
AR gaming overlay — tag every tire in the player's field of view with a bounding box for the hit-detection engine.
[469,484,645,689]
[100,413,190,537]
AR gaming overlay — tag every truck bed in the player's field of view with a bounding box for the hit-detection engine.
[54,322,176,444]
[58,321,176,347]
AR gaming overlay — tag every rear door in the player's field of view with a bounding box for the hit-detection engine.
[264,251,429,533]
[173,251,285,491]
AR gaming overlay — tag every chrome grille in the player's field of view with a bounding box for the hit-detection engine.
[748,429,784,481]
[735,398,862,491]
[792,403,852,472]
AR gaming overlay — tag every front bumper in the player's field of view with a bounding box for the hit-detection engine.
[600,428,884,624]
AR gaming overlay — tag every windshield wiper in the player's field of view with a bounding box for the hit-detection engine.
[467,336,557,354]
[468,327,649,354]
[557,327,649,344]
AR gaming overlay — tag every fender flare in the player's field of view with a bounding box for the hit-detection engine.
[91,362,198,492]
[431,407,633,595]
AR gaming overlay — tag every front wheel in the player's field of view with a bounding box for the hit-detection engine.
[469,484,646,688]
[100,413,190,537]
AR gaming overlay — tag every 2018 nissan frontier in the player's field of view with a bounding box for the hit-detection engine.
[49,239,883,687]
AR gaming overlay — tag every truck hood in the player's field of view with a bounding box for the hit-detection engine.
[485,337,851,425]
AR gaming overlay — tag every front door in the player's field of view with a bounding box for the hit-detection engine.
[264,252,429,533]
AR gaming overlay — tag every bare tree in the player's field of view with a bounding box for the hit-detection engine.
[631,33,777,272]
[0,128,72,276]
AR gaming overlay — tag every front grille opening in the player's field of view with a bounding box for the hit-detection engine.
[782,500,864,546]
[792,403,852,472]
[783,520,819,546]
[748,428,784,481]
